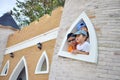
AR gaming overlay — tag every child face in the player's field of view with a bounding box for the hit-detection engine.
[81,26,88,32]
[76,34,86,43]
[67,37,76,46]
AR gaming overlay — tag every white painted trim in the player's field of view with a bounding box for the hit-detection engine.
[35,50,49,74]
[0,60,10,76]
[9,56,28,80]
[58,12,98,63]
[5,28,58,54]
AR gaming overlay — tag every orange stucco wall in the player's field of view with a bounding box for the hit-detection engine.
[0,39,56,80]
[7,7,63,47]
[0,7,63,80]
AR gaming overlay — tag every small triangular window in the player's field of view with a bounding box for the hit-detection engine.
[35,50,49,74]
[0,60,9,76]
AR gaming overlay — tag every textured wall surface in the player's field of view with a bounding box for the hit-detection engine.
[0,7,63,80]
[0,28,14,68]
[49,0,120,80]
[7,7,63,47]
[0,39,56,80]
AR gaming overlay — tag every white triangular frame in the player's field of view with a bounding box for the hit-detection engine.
[58,11,98,63]
[9,56,28,80]
[0,60,10,76]
[35,50,49,74]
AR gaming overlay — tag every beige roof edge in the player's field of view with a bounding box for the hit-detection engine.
[0,25,18,31]
[29,7,63,26]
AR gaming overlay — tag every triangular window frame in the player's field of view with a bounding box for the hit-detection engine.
[0,60,10,76]
[58,12,98,63]
[35,50,49,74]
[9,56,28,80]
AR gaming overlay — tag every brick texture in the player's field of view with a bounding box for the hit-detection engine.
[49,0,120,80]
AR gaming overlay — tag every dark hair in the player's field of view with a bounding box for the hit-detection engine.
[18,78,22,80]
[67,33,76,40]
[85,32,89,41]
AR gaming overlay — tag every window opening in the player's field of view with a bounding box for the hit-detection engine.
[58,12,98,63]
[9,56,28,80]
[35,50,49,74]
[0,60,9,76]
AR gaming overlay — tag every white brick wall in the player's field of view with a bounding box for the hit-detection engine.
[49,0,120,80]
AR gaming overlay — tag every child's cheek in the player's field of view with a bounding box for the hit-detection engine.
[76,38,79,43]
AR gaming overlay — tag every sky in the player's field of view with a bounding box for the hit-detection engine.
[0,0,24,17]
